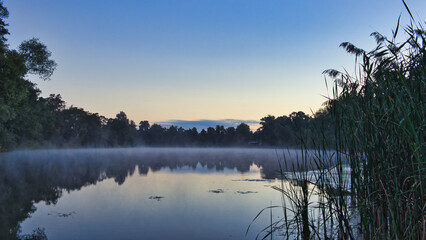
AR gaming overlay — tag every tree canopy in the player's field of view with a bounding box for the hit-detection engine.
[0,1,335,151]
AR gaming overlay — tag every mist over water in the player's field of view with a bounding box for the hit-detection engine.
[0,147,322,240]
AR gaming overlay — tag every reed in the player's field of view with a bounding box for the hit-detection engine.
[251,1,425,238]
[326,3,425,237]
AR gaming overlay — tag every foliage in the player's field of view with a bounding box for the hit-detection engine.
[0,0,329,151]
[19,38,56,80]
[253,3,424,239]
[328,12,425,238]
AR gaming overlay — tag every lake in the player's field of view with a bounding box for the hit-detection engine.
[0,147,310,240]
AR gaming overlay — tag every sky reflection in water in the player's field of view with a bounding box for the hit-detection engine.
[0,147,310,240]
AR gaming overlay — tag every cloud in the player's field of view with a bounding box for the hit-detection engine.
[156,119,260,131]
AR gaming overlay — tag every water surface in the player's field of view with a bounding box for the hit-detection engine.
[0,147,307,240]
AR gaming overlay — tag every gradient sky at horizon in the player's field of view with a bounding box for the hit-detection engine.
[4,0,426,127]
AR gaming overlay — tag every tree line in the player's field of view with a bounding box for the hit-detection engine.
[0,2,335,151]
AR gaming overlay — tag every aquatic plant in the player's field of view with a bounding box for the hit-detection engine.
[252,1,425,238]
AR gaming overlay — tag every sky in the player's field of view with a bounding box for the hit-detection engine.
[4,0,426,130]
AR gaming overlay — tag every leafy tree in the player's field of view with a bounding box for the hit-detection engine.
[206,127,216,145]
[185,127,199,144]
[138,120,150,143]
[235,123,251,144]
[107,111,135,146]
[0,2,56,150]
[19,38,56,80]
[139,120,150,132]
[289,111,310,133]
[199,129,207,145]
[259,115,279,145]
[0,1,9,50]
[225,127,236,145]
[146,124,165,145]
[215,125,226,145]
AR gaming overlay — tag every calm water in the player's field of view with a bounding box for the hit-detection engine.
[0,147,308,240]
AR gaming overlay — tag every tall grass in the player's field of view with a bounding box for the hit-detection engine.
[251,2,425,239]
[326,5,425,237]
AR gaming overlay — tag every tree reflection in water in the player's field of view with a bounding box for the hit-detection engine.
[0,147,313,240]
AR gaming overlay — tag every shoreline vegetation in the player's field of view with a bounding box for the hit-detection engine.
[0,1,330,152]
[251,2,425,239]
[0,0,424,239]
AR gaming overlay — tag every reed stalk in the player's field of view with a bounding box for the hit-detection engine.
[251,2,424,238]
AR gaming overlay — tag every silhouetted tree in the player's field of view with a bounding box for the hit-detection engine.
[259,115,279,145]
[108,111,135,146]
[19,38,57,80]
[0,2,56,151]
[186,127,199,144]
[0,1,338,151]
[146,124,165,145]
[236,123,251,144]
[225,127,236,145]
[0,2,9,50]
[199,129,207,145]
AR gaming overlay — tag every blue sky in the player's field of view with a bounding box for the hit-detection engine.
[4,0,426,129]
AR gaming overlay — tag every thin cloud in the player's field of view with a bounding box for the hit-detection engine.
[157,119,259,131]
